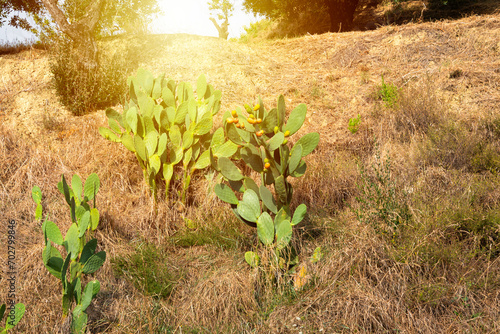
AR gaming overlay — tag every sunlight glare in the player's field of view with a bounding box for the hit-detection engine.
[151,0,258,38]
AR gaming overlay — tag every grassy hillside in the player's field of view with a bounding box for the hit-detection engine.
[1,12,500,333]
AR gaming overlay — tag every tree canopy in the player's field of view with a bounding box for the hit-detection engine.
[0,0,44,31]
[243,0,361,33]
[0,0,161,38]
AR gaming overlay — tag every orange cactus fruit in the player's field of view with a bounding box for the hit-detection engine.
[256,118,262,124]
[256,130,264,137]
[236,123,241,128]
[234,118,239,123]
[264,162,271,169]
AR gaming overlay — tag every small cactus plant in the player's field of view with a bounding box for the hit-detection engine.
[213,95,319,268]
[100,68,234,205]
[0,303,25,333]
[32,174,105,334]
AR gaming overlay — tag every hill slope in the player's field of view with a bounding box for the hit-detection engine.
[1,13,500,333]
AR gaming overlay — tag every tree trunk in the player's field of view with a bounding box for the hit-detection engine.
[40,0,105,69]
[209,17,229,40]
[325,0,360,32]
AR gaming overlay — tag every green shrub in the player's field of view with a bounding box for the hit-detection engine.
[354,143,412,237]
[50,40,128,116]
[348,114,361,134]
[238,19,273,42]
[377,75,400,109]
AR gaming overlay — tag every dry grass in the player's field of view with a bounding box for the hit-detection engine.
[1,11,500,334]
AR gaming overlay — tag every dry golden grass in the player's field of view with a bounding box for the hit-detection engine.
[1,11,500,334]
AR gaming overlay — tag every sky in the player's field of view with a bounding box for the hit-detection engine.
[0,0,260,43]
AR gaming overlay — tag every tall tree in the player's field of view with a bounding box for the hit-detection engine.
[208,0,234,39]
[243,0,361,32]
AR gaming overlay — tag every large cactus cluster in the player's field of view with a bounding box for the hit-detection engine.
[99,69,229,204]
[32,174,105,334]
[213,95,319,267]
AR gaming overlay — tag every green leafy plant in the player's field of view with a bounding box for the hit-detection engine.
[354,144,411,238]
[377,75,400,108]
[348,114,361,134]
[32,174,105,334]
[100,68,234,205]
[0,303,25,334]
[213,95,319,270]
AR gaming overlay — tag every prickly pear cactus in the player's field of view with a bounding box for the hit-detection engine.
[99,68,232,205]
[213,95,319,267]
[0,303,25,333]
[32,174,105,334]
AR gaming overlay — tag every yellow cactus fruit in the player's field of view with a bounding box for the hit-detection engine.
[283,139,288,145]
[227,118,234,124]
[231,110,237,117]
[263,168,268,172]
[253,104,260,111]
[274,126,279,134]
[284,130,290,137]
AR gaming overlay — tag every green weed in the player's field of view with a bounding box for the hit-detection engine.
[377,75,400,108]
[111,243,180,299]
[354,143,412,237]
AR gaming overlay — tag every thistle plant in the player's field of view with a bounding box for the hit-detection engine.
[32,174,105,334]
[213,95,319,269]
[0,303,25,333]
[99,68,230,205]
